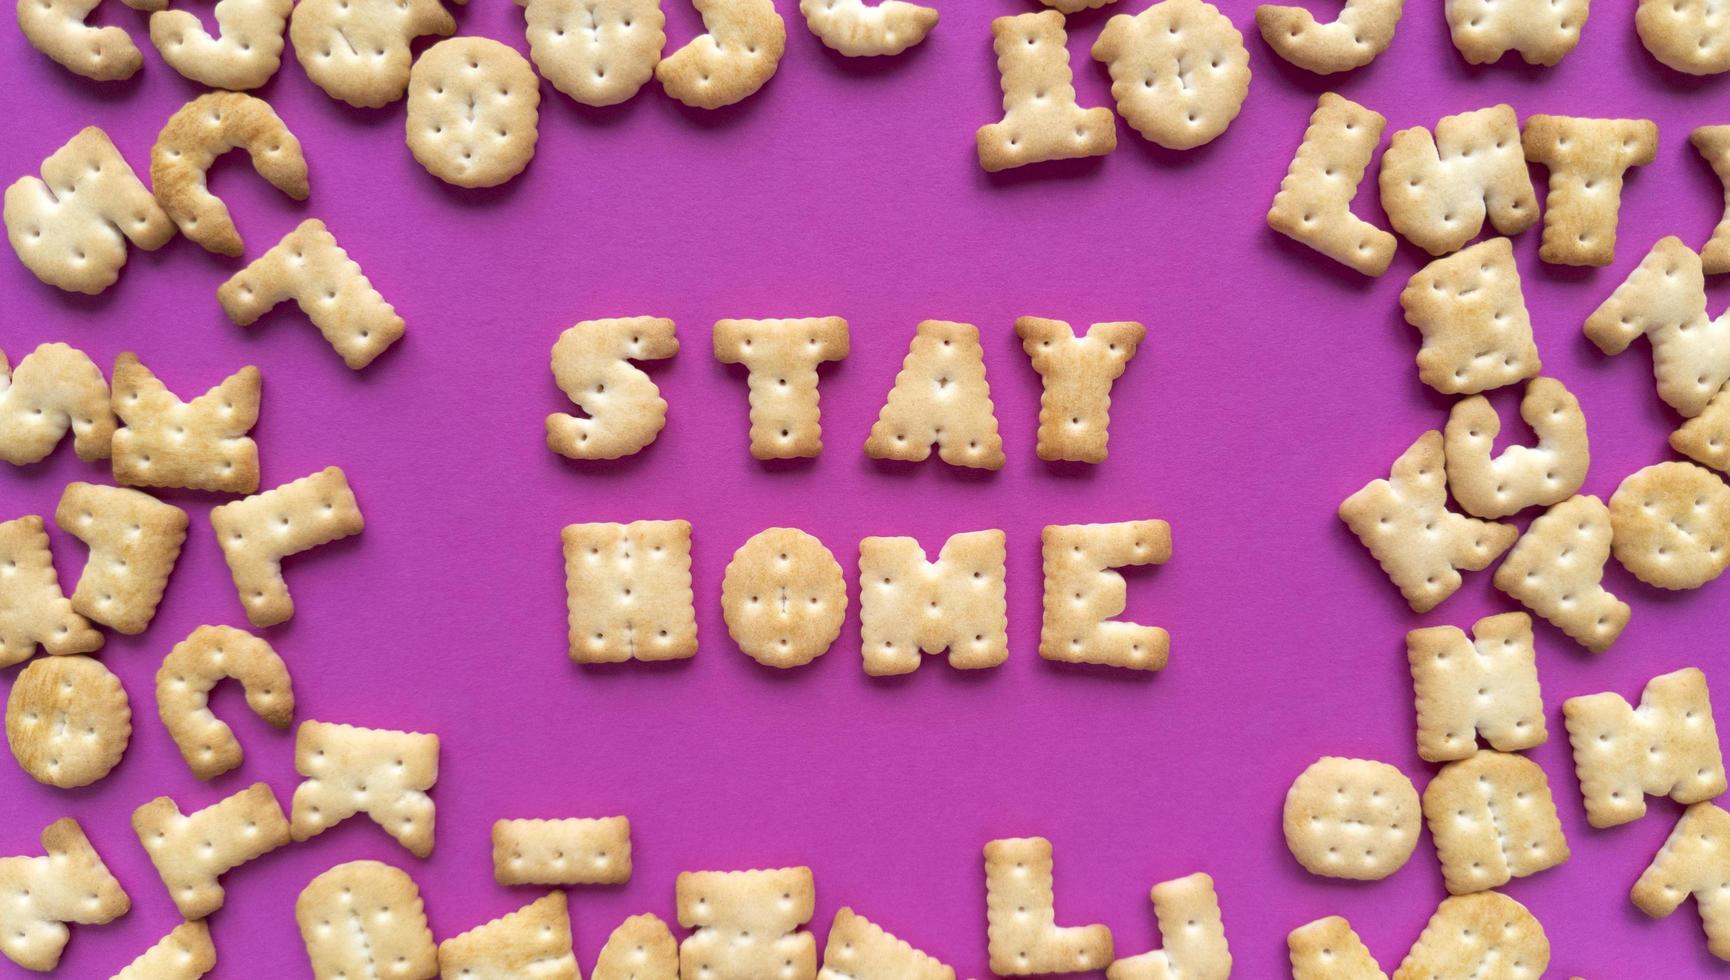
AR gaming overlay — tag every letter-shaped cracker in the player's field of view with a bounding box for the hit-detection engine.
[1015,317,1146,463]
[1379,105,1537,256]
[519,0,664,105]
[1039,520,1171,670]
[17,0,142,79]
[656,0,786,109]
[819,907,955,980]
[113,920,216,979]
[1283,757,1421,881]
[984,837,1113,976]
[800,0,937,57]
[596,913,678,980]
[1266,93,1397,277]
[150,92,308,257]
[722,527,847,668]
[1673,384,1730,473]
[0,819,129,972]
[291,720,439,857]
[406,37,541,188]
[1493,494,1628,653]
[209,466,365,628]
[1287,916,1387,979]
[132,783,292,919]
[157,625,294,780]
[858,530,1007,676]
[111,353,262,494]
[1585,236,1730,417]
[290,0,456,107]
[1609,461,1730,589]
[0,515,102,666]
[55,482,187,635]
[1339,432,1518,613]
[564,520,697,663]
[1400,238,1541,395]
[1407,613,1545,764]
[1288,892,1549,979]
[977,11,1116,172]
[1254,0,1402,74]
[1522,115,1657,267]
[1696,126,1730,274]
[150,0,293,89]
[677,867,817,980]
[1635,802,1730,961]
[0,343,115,465]
[548,317,678,460]
[1445,0,1587,65]
[1422,750,1569,895]
[5,128,174,293]
[7,655,131,788]
[865,320,1004,470]
[438,891,579,980]
[296,861,437,980]
[1445,376,1589,519]
[1093,0,1251,151]
[1637,0,1730,75]
[1564,667,1725,828]
[1106,873,1229,980]
[492,816,632,885]
[714,316,849,459]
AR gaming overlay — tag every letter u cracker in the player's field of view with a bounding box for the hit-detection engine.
[677,866,818,980]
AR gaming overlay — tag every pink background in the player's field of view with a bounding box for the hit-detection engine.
[4,0,1730,975]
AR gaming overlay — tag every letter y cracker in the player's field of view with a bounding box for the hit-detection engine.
[111,353,262,494]
[865,320,1004,470]
[1522,115,1658,267]
[209,466,364,628]
[677,866,817,980]
[563,520,697,663]
[291,720,439,857]
[713,316,849,459]
[1563,667,1725,828]
[547,317,678,460]
[985,837,1113,976]
[977,11,1116,172]
[0,818,129,972]
[1266,93,1398,277]
[1400,238,1541,395]
[1039,520,1172,670]
[1014,316,1146,463]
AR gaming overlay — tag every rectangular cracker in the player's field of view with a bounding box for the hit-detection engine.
[0,514,103,666]
[1266,92,1397,277]
[296,860,437,980]
[713,317,849,459]
[1420,750,1569,894]
[984,837,1113,976]
[1400,237,1541,395]
[857,529,1007,676]
[210,466,363,627]
[563,520,697,663]
[1562,666,1725,828]
[1014,317,1147,463]
[132,782,292,919]
[111,352,261,494]
[492,816,632,886]
[1406,612,1546,763]
[677,867,817,980]
[56,481,187,634]
[291,720,438,857]
[1040,520,1171,670]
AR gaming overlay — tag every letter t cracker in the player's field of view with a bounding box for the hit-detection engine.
[1040,520,1172,670]
[564,520,698,663]
[1014,316,1146,463]
[713,317,849,460]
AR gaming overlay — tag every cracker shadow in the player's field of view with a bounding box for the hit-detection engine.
[865,454,1000,484]
[977,152,1110,189]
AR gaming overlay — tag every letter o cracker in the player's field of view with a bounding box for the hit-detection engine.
[17,0,142,80]
[1638,0,1730,74]
[799,0,937,58]
[1609,461,1730,590]
[1254,0,1402,75]
[519,0,665,106]
[407,37,541,188]
[656,0,787,109]
[290,0,456,107]
[150,0,294,90]
[1283,757,1420,881]
[150,92,309,257]
[976,11,1116,173]
[1093,0,1252,151]
[721,527,846,668]
[6,654,131,789]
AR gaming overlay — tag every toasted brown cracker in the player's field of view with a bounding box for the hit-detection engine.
[594,913,678,980]
[1695,126,1730,274]
[722,527,847,668]
[520,0,665,105]
[858,529,1007,676]
[1633,802,1730,961]
[1493,494,1629,653]
[1422,750,1569,894]
[111,352,262,494]
[1287,916,1386,979]
[1093,0,1251,151]
[113,920,216,979]
[1395,892,1549,979]
[1522,115,1657,266]
[1608,461,1730,589]
[492,816,632,886]
[1584,235,1730,417]
[1283,757,1421,881]
[1015,317,1146,463]
[56,482,187,634]
[291,720,439,857]
[1039,520,1171,670]
[1637,0,1730,75]
[1400,238,1541,395]
[799,0,937,57]
[1672,383,1730,473]
[438,891,579,980]
[1255,0,1403,74]
[1379,105,1537,256]
[150,0,293,89]
[150,92,308,257]
[6,654,130,788]
[677,867,817,980]
[1107,873,1230,979]
[1407,612,1545,764]
[656,0,786,109]
[209,466,365,628]
[0,515,103,666]
[132,782,292,919]
[1444,376,1589,519]
[1446,0,1588,65]
[0,818,128,972]
[865,320,1004,470]
[714,317,849,459]
[820,907,955,980]
[1563,667,1725,828]
[17,0,142,79]
[296,861,437,980]
[984,837,1113,976]
[0,343,115,465]
[977,11,1115,172]
[548,317,678,460]
[157,624,295,780]
[564,520,697,663]
[290,0,456,107]
[1266,93,1397,277]
[407,37,541,188]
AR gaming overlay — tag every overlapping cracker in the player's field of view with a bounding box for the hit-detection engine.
[290,0,456,107]
[1266,93,1397,277]
[1255,0,1402,74]
[5,128,174,294]
[1407,612,1545,764]
[1634,801,1730,961]
[1283,756,1420,881]
[209,466,365,628]
[111,353,262,494]
[157,625,294,780]
[1608,461,1730,589]
[1379,105,1537,256]
[1107,873,1230,979]
[548,317,678,460]
[594,913,678,980]
[438,891,579,980]
[291,720,439,857]
[1015,317,1146,463]
[819,907,955,980]
[564,520,697,663]
[296,861,437,980]
[677,866,817,980]
[17,0,142,79]
[492,815,632,886]
[976,11,1115,172]
[1493,494,1628,653]
[1422,750,1569,894]
[0,818,129,972]
[858,529,1007,676]
[1522,115,1657,267]
[1673,384,1730,472]
[6,654,130,788]
[1696,126,1730,274]
[1444,376,1589,519]
[1039,520,1171,670]
[113,920,216,980]
[1093,0,1251,151]
[0,343,115,465]
[519,0,665,105]
[1445,0,1587,65]
[800,0,937,57]
[1400,238,1542,395]
[714,317,849,459]
[0,515,103,666]
[1563,667,1725,828]
[132,783,292,919]
[1584,235,1730,417]
[150,92,308,257]
[656,0,787,109]
[407,37,541,188]
[866,320,1004,469]
[984,837,1113,976]
[722,527,847,668]
[1637,0,1730,75]
[56,482,187,634]
[150,0,293,89]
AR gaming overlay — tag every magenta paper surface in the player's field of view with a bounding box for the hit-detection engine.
[4,0,1730,976]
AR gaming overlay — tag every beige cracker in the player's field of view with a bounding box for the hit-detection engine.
[594,913,678,980]
[209,466,365,628]
[56,482,187,635]
[1637,0,1730,75]
[1609,461,1730,589]
[1584,235,1730,417]
[1287,916,1387,979]
[800,0,937,57]
[150,0,293,89]
[438,891,579,980]
[1265,93,1398,277]
[0,515,102,666]
[150,92,308,257]
[1422,750,1569,894]
[113,920,216,979]
[564,520,697,663]
[977,11,1115,172]
[722,527,847,668]
[492,815,632,886]
[1493,494,1629,653]
[1522,115,1657,267]
[292,719,439,857]
[296,860,437,980]
[0,342,115,465]
[157,624,295,780]
[1673,383,1730,473]
[111,352,262,494]
[1563,666,1725,828]
[1015,316,1146,463]
[865,320,1004,470]
[714,316,849,459]
[1255,0,1403,75]
[518,0,665,106]
[1379,105,1537,256]
[677,866,817,980]
[1445,0,1588,66]
[548,316,678,460]
[985,836,1113,976]
[1106,872,1230,980]
[858,529,1008,676]
[1695,126,1730,274]
[1093,0,1251,151]
[1634,802,1730,961]
[1288,891,1549,980]
[1400,237,1542,395]
[819,907,955,980]
[1444,376,1589,519]
[656,0,786,109]
[132,782,292,919]
[1039,520,1171,670]
[0,818,129,972]
[6,654,130,788]
[17,0,142,80]
[290,0,457,107]
[407,37,541,188]
[1406,612,1545,764]
[1282,756,1421,881]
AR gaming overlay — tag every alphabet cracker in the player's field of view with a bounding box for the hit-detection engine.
[977,11,1116,172]
[1422,750,1569,895]
[1637,0,1730,75]
[5,128,174,294]
[1609,461,1730,589]
[438,891,579,980]
[656,0,787,109]
[800,0,937,57]
[111,352,262,494]
[1522,115,1657,267]
[1015,316,1146,463]
[406,37,541,188]
[1399,238,1541,395]
[548,316,678,460]
[1379,105,1537,256]
[218,219,405,370]
[819,907,955,980]
[722,527,847,668]
[132,782,292,919]
[1493,494,1628,653]
[296,860,437,980]
[1406,612,1545,764]
[1288,891,1549,980]
[1444,376,1589,519]
[1107,875,1229,980]
[150,92,308,257]
[865,320,1004,470]
[1093,0,1250,152]
[17,0,142,80]
[1633,802,1730,961]
[113,920,215,980]
[1563,666,1725,828]
[290,0,456,107]
[1673,384,1730,473]
[492,816,632,886]
[0,818,128,972]
[209,466,364,628]
[1286,916,1386,979]
[1338,431,1517,613]
[1282,756,1421,881]
[291,720,439,857]
[1039,520,1171,670]
[858,529,1008,676]
[519,0,665,105]
[714,316,849,459]
[595,913,678,980]
[563,520,697,663]
[56,482,187,635]
[1254,0,1402,74]
[0,342,115,465]
[157,625,294,780]
[677,866,817,980]
[1696,125,1730,274]
[6,654,130,788]
[1265,92,1398,277]
[984,836,1113,976]
[0,515,102,666]
[150,0,294,90]
[1584,235,1730,417]
[1445,0,1587,66]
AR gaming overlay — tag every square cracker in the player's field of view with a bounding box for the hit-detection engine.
[492,816,632,886]
[1400,237,1541,395]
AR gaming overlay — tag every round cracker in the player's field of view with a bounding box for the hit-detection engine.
[1282,756,1420,881]
[721,527,846,668]
[406,37,542,188]
[1609,461,1730,590]
[7,655,132,788]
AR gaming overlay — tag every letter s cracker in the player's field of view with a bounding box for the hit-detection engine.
[548,317,678,460]
[977,11,1116,172]
[0,342,116,465]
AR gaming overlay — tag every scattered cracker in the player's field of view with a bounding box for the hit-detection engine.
[0,342,115,465]
[56,482,187,635]
[438,891,579,980]
[656,0,787,109]
[820,907,955,980]
[1584,235,1730,418]
[800,0,936,57]
[1444,376,1589,519]
[1672,383,1730,473]
[1254,0,1403,74]
[1093,0,1251,151]
[1522,115,1657,267]
[1637,0,1730,75]
[594,913,678,980]
[0,515,103,666]
[865,320,1004,470]
[1445,0,1587,65]
[1107,873,1230,979]
[977,11,1115,171]
[6,654,130,788]
[1266,93,1397,277]
[492,816,632,886]
[1696,126,1730,274]
[296,860,437,980]
[1287,916,1386,979]
[722,527,847,668]
[1039,520,1171,671]
[984,837,1113,976]
[1608,461,1730,590]
[1633,801,1730,961]
[1379,105,1537,256]
[548,317,678,460]
[1398,892,1550,978]
[111,352,262,494]
[1563,666,1725,828]
[1015,317,1146,463]
[1422,750,1569,895]
[563,520,697,663]
[19,0,142,79]
[858,529,1007,676]
[1493,494,1629,653]
[150,92,308,257]
[113,920,216,980]
[1407,612,1545,764]
[677,866,817,980]
[1040,0,1118,10]
[714,317,849,460]
[132,782,292,919]
[407,37,541,188]
[150,0,293,89]
[290,0,456,107]
[519,0,664,105]
[1400,238,1542,395]
[209,466,365,628]
[157,624,294,780]
[291,720,439,857]
[1282,756,1420,881]
[4,128,174,294]
[0,818,128,972]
